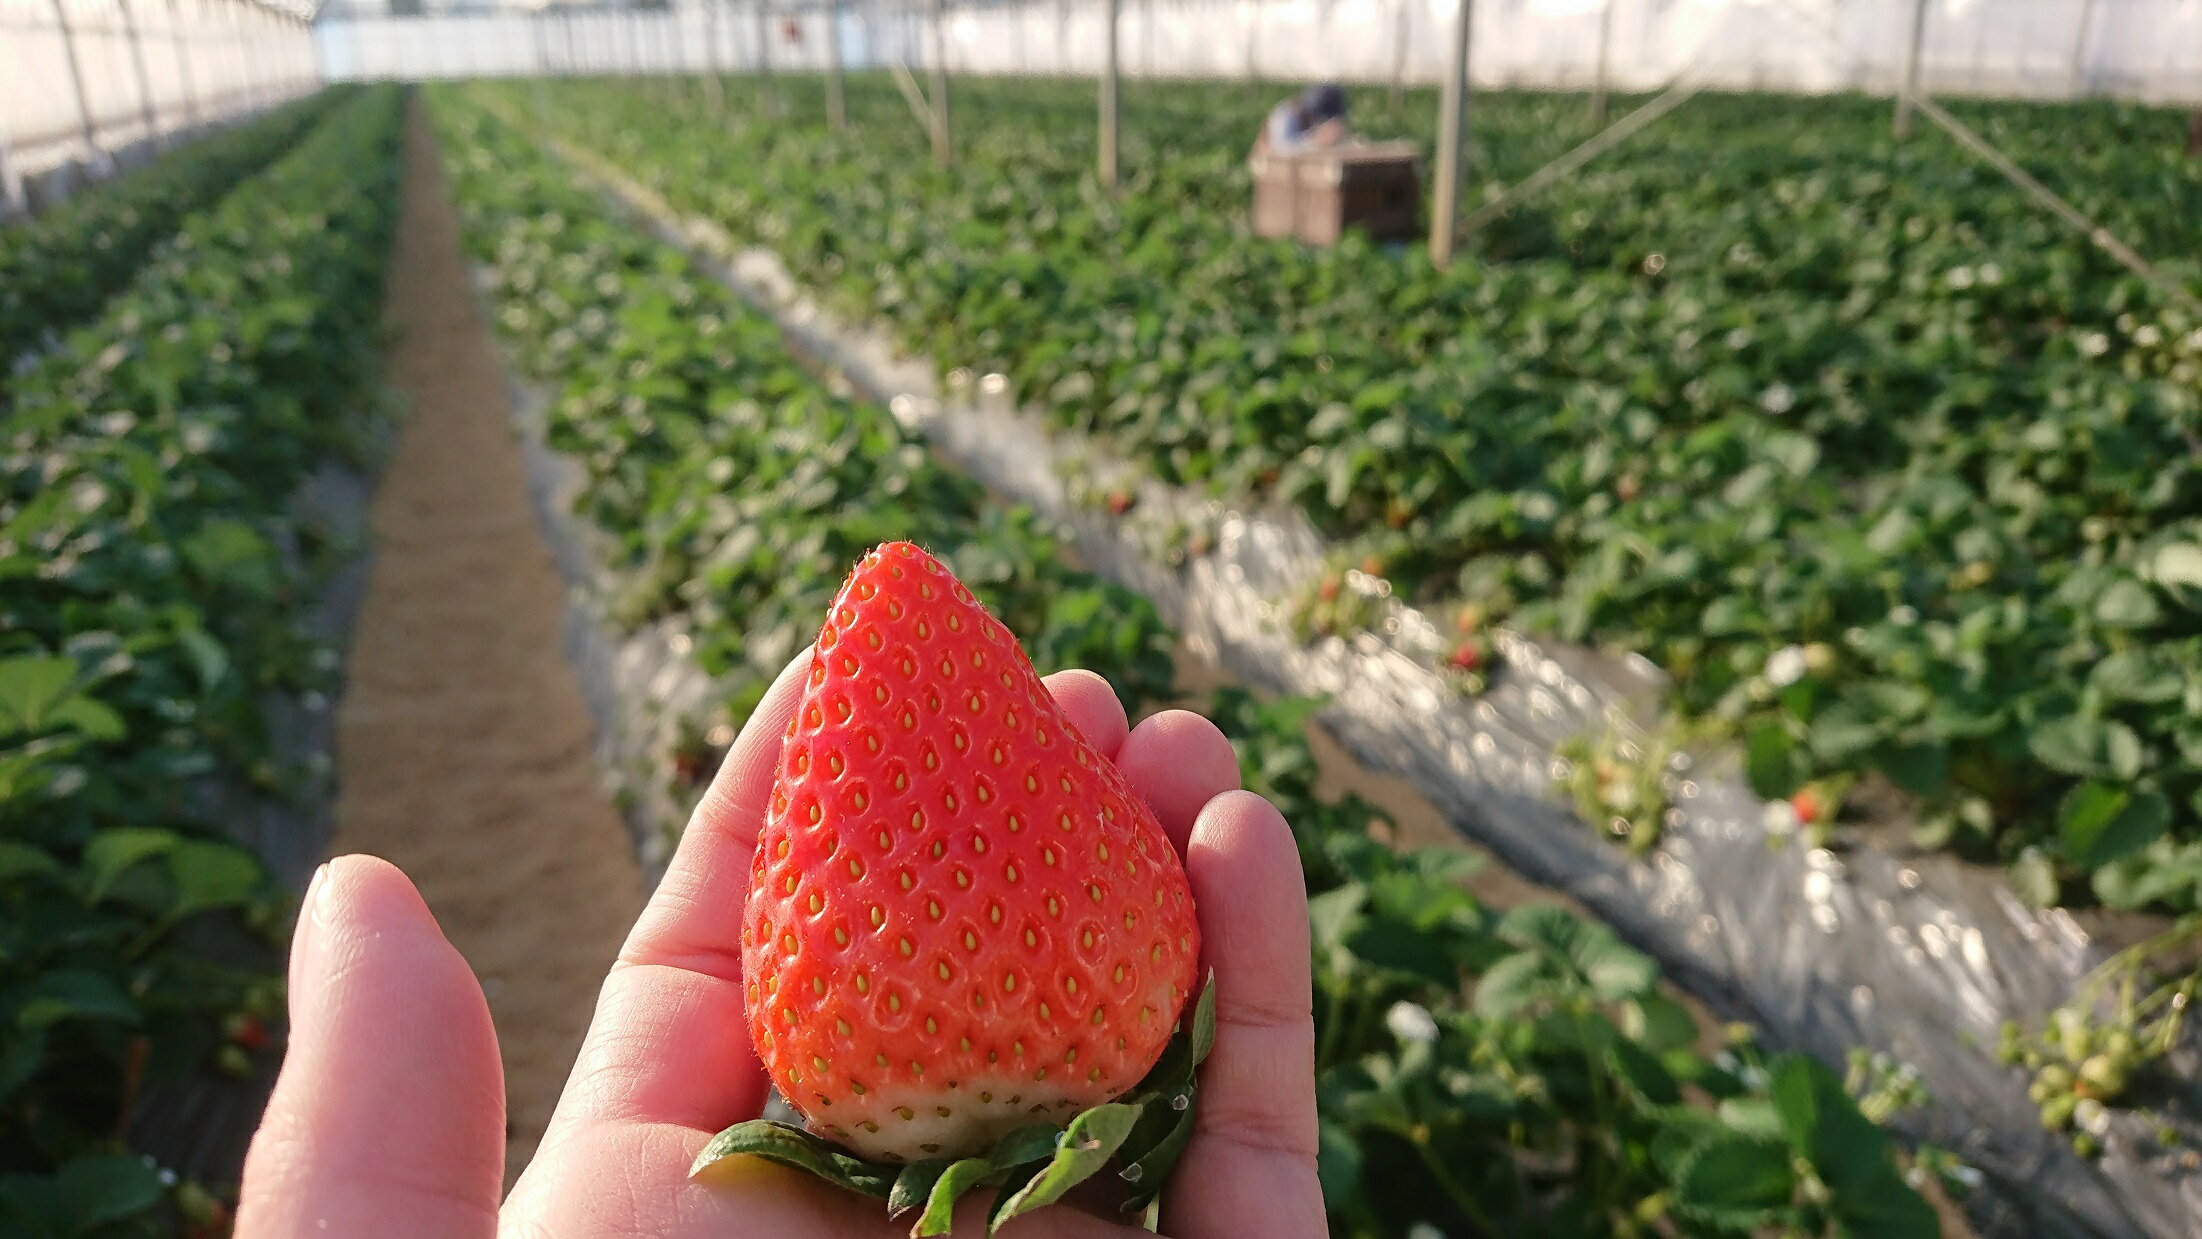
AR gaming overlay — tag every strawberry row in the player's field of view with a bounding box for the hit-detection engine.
[0,86,403,1236]
[0,87,347,398]
[432,91,1943,1239]
[508,77,2202,924]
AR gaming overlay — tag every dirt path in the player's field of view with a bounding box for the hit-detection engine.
[330,98,646,1182]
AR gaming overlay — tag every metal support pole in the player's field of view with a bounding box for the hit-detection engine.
[1389,0,1409,110]
[1894,0,1929,138]
[245,1,265,109]
[826,0,848,130]
[0,135,27,218]
[2068,0,2097,97]
[756,0,775,97]
[1429,0,1472,267]
[119,0,166,151]
[1243,0,1256,80]
[703,0,725,108]
[1099,0,1119,186]
[168,0,200,133]
[929,0,951,165]
[50,0,107,166]
[1590,0,1617,126]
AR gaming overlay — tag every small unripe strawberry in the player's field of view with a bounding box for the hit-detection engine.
[224,1012,271,1053]
[743,544,1199,1162]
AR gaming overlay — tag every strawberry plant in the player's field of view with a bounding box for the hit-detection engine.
[0,87,402,1235]
[435,90,1944,1237]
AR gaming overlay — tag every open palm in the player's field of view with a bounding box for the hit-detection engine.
[236,656,1325,1239]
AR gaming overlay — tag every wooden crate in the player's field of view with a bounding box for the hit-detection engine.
[1249,142,1422,246]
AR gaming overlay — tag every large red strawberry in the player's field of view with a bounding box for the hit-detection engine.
[742,542,1200,1163]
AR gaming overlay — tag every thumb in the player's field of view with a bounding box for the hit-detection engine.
[237,856,505,1239]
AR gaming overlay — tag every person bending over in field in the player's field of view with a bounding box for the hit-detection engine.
[1253,83,1351,157]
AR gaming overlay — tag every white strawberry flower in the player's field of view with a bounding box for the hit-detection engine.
[1385,1001,1441,1045]
[1763,644,1808,688]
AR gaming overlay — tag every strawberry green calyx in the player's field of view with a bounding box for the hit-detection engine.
[692,974,1217,1235]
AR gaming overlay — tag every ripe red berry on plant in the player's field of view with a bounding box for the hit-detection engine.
[740,543,1201,1165]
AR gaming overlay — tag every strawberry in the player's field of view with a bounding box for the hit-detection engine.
[742,543,1200,1163]
[224,1012,270,1053]
[1448,639,1483,672]
[1104,489,1136,517]
[1790,787,1823,826]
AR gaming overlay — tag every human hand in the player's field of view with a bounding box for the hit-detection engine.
[235,656,1325,1238]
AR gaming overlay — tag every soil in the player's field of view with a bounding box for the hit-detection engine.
[327,98,646,1182]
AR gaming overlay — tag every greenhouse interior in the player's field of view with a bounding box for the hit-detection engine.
[4,0,2202,1235]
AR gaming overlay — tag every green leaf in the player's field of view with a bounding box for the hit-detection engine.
[0,842,61,883]
[44,696,123,742]
[46,1153,166,1231]
[0,658,84,737]
[687,1120,897,1198]
[1607,1037,1681,1106]
[1671,1134,1796,1226]
[1808,704,1885,764]
[1575,936,1658,1001]
[1767,1051,1933,1239]
[889,1158,955,1220]
[182,518,282,598]
[989,1103,1141,1232]
[1473,950,1552,1019]
[1716,1097,1787,1141]
[912,1157,997,1236]
[169,839,264,918]
[1185,969,1217,1068]
[2058,781,2169,869]
[12,970,139,1031]
[1116,1102,1196,1213]
[1621,993,1699,1054]
[2007,847,2061,908]
[2029,715,2143,779]
[1315,1121,1364,1203]
[1494,902,1583,954]
[2149,541,2202,590]
[2090,650,2181,704]
[82,828,180,903]
[2094,579,2164,628]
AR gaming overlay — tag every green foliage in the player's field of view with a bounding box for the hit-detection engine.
[436,96,1178,831]
[504,74,2202,915]
[0,88,404,1235]
[0,90,347,398]
[1204,687,1941,1237]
